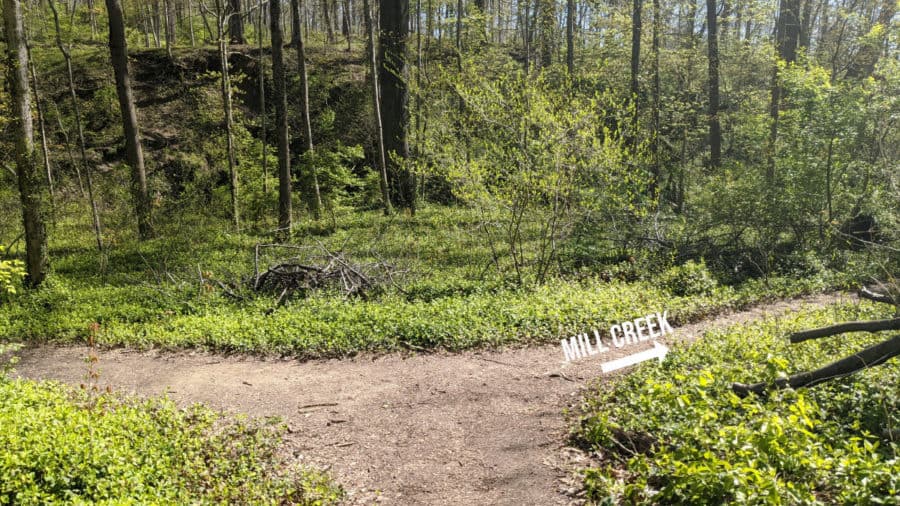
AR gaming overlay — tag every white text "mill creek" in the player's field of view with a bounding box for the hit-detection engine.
[561,311,674,362]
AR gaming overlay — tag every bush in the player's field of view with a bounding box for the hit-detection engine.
[660,260,718,296]
[576,302,900,504]
[0,247,25,299]
[0,375,342,504]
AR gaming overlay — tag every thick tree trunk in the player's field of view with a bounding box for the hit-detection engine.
[322,0,335,42]
[766,0,800,183]
[106,0,154,239]
[229,0,245,43]
[844,0,896,79]
[707,0,721,169]
[271,0,292,235]
[537,0,554,68]
[379,0,414,212]
[364,0,392,215]
[4,0,49,287]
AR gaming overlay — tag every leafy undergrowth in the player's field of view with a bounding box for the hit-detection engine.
[0,273,832,357]
[575,302,900,504]
[0,357,342,504]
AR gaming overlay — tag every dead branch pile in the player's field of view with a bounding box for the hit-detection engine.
[252,243,404,305]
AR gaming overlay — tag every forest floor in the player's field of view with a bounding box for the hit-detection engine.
[12,292,849,505]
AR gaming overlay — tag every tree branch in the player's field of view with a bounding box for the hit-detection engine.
[859,286,896,305]
[733,334,900,397]
[789,318,900,344]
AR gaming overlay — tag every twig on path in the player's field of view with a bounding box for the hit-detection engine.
[298,402,339,410]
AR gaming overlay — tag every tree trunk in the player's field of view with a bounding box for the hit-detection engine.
[107,0,154,239]
[844,0,895,79]
[630,0,642,131]
[49,0,104,252]
[322,0,335,43]
[565,0,574,74]
[163,0,174,57]
[766,0,800,183]
[293,0,323,219]
[188,0,197,46]
[707,0,721,169]
[537,0,554,68]
[271,0,292,235]
[651,0,660,190]
[219,25,240,230]
[364,0,392,215]
[258,0,268,194]
[4,0,49,287]
[229,0,245,43]
[379,0,414,212]
[28,57,54,200]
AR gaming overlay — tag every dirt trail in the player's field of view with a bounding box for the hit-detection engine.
[13,292,850,505]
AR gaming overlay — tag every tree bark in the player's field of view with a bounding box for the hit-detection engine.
[707,0,721,169]
[106,0,154,239]
[258,0,268,194]
[271,0,292,235]
[4,0,49,287]
[537,0,554,68]
[379,0,414,212]
[766,0,801,183]
[364,0,392,215]
[229,0,245,43]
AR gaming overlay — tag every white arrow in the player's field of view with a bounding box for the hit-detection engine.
[600,341,669,374]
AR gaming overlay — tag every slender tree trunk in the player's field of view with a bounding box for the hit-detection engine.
[188,0,197,46]
[363,0,392,215]
[707,0,721,169]
[163,0,174,57]
[322,0,335,42]
[293,0,323,218]
[258,0,268,194]
[4,0,49,286]
[28,58,54,200]
[630,0,642,132]
[379,0,414,212]
[651,0,660,191]
[566,0,574,74]
[218,11,241,231]
[49,0,104,252]
[271,0,292,234]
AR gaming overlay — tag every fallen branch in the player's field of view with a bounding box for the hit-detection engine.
[733,334,900,397]
[859,286,896,306]
[789,318,900,344]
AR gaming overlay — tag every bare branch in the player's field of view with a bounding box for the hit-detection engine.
[733,334,900,397]
[859,286,896,305]
[789,318,900,344]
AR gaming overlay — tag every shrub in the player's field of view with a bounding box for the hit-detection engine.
[660,260,718,296]
[0,375,342,504]
[0,247,25,299]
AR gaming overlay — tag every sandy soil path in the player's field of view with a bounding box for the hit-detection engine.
[12,292,850,505]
